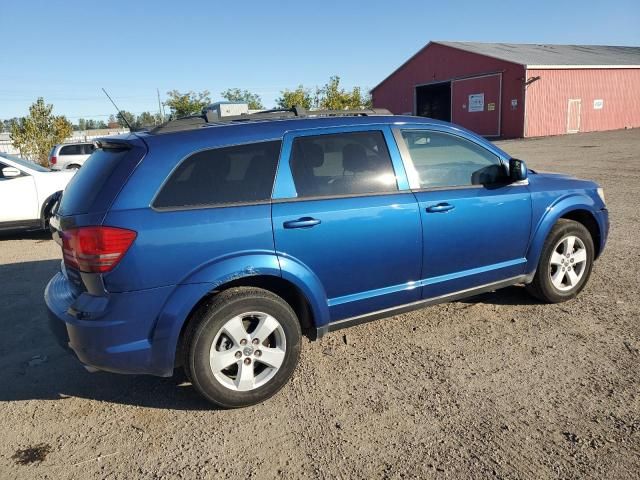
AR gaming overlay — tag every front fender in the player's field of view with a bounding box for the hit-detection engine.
[525,193,600,275]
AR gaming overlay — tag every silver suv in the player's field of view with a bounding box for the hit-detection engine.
[49,143,95,170]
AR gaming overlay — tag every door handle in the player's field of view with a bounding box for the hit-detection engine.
[283,217,321,229]
[425,203,455,213]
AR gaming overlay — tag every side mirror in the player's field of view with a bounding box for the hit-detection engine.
[1,167,21,178]
[509,158,528,182]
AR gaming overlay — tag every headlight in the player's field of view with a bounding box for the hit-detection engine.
[597,187,605,204]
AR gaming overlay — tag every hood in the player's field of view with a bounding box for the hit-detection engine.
[529,169,599,190]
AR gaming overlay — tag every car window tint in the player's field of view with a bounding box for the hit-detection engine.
[83,144,96,155]
[154,140,281,209]
[60,144,83,155]
[289,131,397,198]
[400,130,503,188]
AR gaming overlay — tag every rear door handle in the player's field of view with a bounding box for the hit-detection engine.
[283,217,321,229]
[425,203,455,213]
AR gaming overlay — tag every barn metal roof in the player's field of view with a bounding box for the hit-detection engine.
[436,41,640,68]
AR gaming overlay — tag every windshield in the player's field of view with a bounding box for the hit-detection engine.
[0,153,51,172]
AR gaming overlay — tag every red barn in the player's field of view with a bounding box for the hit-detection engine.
[371,41,640,138]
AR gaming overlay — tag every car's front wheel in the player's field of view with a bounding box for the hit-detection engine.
[526,219,595,303]
[185,287,301,408]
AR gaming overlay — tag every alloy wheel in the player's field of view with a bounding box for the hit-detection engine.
[548,235,588,292]
[209,312,286,391]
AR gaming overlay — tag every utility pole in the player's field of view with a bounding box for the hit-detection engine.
[157,88,165,123]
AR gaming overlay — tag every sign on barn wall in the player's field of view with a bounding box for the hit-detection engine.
[468,94,484,112]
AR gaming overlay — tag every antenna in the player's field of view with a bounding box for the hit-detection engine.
[101,88,133,130]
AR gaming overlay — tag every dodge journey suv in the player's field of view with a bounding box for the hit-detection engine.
[46,107,609,408]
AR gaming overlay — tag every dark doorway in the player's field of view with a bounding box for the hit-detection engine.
[415,82,451,121]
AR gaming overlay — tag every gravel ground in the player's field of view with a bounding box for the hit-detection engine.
[1,129,638,480]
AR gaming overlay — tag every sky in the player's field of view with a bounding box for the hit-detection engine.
[1,0,639,121]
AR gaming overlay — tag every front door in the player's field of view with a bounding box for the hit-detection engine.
[394,128,532,298]
[272,128,422,322]
[567,99,581,133]
[0,162,38,222]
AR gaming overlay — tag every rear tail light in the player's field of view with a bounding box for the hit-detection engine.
[50,156,57,165]
[61,226,137,273]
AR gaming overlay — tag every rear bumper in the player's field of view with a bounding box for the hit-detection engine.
[45,271,174,376]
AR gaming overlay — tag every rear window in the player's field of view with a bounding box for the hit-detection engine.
[58,147,133,215]
[153,141,281,209]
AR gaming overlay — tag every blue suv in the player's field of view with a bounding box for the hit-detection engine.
[45,107,609,407]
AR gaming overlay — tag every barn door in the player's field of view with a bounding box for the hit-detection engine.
[451,73,502,137]
[567,99,581,133]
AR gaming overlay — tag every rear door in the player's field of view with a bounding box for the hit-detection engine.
[272,126,422,322]
[393,127,532,298]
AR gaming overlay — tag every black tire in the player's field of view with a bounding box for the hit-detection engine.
[184,287,301,408]
[526,219,594,303]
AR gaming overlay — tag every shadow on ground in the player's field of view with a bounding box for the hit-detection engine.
[0,257,538,411]
[460,285,540,306]
[0,258,213,411]
[0,230,52,242]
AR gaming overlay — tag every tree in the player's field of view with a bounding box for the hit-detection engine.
[317,76,371,110]
[10,98,72,166]
[136,111,161,128]
[276,85,314,109]
[107,115,119,129]
[1,118,19,133]
[116,110,136,129]
[165,90,211,117]
[221,88,264,110]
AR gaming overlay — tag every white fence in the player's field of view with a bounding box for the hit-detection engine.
[0,128,130,156]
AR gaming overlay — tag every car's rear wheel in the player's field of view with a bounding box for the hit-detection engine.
[526,219,594,303]
[185,287,301,408]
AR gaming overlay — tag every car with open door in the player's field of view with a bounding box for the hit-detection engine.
[0,152,74,232]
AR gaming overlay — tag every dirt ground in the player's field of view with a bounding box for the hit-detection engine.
[1,129,638,480]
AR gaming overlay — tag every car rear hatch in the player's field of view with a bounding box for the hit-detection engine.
[50,136,147,297]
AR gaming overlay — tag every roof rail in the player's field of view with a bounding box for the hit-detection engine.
[150,106,392,134]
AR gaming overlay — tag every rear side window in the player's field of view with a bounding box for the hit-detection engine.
[154,141,281,209]
[60,144,83,155]
[289,131,397,198]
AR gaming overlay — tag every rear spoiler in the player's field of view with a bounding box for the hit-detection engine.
[94,139,133,150]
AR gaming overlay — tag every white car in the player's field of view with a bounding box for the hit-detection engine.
[49,142,96,170]
[0,153,75,232]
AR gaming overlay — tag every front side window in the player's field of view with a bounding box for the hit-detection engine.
[399,130,503,188]
[154,140,281,209]
[289,131,398,198]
